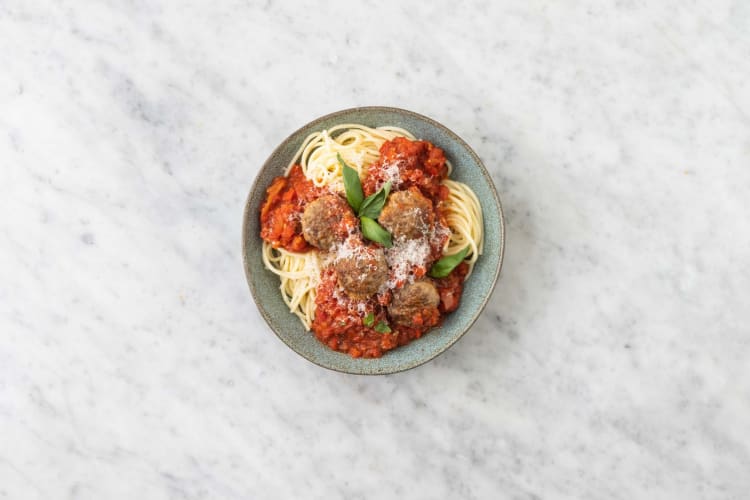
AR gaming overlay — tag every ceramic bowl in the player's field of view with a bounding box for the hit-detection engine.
[242,106,505,374]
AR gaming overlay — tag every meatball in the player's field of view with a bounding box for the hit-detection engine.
[301,195,357,251]
[334,243,388,299]
[388,280,440,326]
[379,188,434,241]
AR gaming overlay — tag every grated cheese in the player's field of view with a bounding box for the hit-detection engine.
[430,220,451,252]
[333,235,368,263]
[385,236,431,288]
[326,208,445,311]
[378,160,403,190]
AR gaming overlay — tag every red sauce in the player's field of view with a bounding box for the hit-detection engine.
[312,269,397,358]
[312,268,445,358]
[365,139,451,266]
[260,138,471,359]
[259,165,321,252]
[435,262,469,313]
[363,136,449,200]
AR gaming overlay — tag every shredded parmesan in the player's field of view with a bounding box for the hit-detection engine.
[333,235,368,263]
[326,209,446,310]
[385,236,431,288]
[430,219,451,252]
[378,160,403,190]
[286,211,301,223]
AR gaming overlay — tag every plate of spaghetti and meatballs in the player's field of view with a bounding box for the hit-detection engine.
[243,107,505,374]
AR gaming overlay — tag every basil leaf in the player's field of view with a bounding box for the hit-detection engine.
[363,312,375,327]
[360,216,392,248]
[374,321,391,333]
[429,246,469,278]
[358,181,391,219]
[338,153,364,212]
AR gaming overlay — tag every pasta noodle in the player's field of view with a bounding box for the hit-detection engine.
[441,179,484,277]
[264,124,483,331]
[261,242,321,330]
[288,124,415,192]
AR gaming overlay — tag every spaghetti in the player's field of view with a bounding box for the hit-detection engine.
[441,179,484,277]
[261,243,321,330]
[289,124,415,191]
[260,124,484,357]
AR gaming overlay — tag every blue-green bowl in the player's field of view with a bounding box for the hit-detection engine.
[242,107,505,374]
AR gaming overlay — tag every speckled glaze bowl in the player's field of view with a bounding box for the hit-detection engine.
[242,107,505,374]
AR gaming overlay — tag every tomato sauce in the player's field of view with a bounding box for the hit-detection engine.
[435,262,469,313]
[363,136,449,200]
[260,138,470,359]
[312,269,395,358]
[312,138,466,358]
[312,268,447,358]
[259,164,322,252]
[365,139,451,264]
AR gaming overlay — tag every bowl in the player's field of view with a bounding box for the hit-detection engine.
[242,106,505,374]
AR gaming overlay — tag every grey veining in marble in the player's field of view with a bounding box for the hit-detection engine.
[1,0,749,498]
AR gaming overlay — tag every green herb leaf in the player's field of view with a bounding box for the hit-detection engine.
[360,216,392,248]
[363,312,375,327]
[374,321,391,333]
[338,153,364,212]
[429,246,470,278]
[358,181,392,219]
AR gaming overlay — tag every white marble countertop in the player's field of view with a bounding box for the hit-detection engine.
[2,1,749,498]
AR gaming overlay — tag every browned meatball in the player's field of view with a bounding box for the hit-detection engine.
[379,188,434,241]
[301,195,357,251]
[388,280,440,326]
[334,243,388,299]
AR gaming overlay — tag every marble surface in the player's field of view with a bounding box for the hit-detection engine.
[2,0,749,498]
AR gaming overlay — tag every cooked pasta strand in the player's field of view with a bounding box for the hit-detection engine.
[441,179,484,277]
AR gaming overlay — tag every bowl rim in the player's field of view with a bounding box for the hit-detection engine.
[242,106,505,375]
